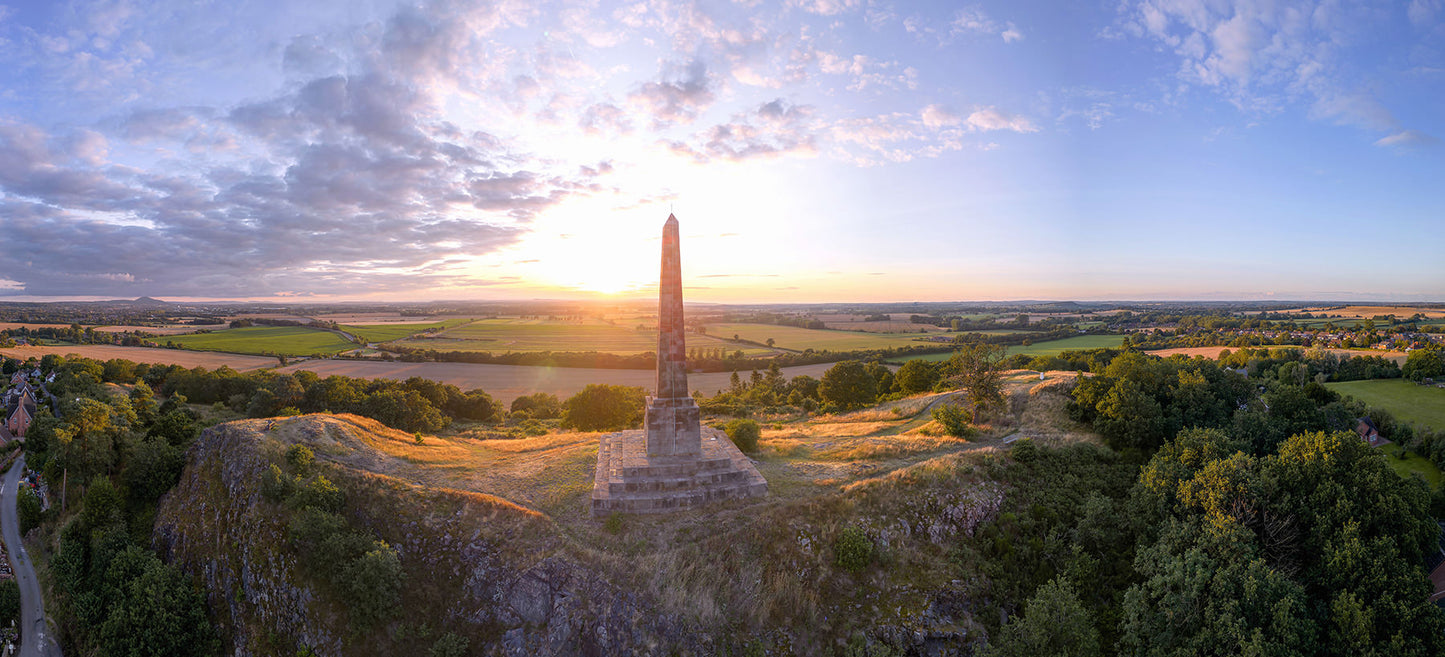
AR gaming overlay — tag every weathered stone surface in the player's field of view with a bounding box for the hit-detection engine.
[593,213,767,515]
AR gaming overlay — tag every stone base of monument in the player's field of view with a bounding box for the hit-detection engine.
[591,427,767,517]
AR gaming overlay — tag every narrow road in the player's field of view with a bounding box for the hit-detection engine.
[1,456,62,657]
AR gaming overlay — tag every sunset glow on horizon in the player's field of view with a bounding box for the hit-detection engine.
[0,0,1441,303]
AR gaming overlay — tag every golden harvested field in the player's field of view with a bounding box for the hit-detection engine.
[0,344,278,370]
[1279,305,1445,319]
[0,323,71,330]
[276,359,844,403]
[1147,345,1409,364]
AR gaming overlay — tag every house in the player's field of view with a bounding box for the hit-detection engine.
[1355,417,1389,447]
[5,403,30,439]
[8,371,23,385]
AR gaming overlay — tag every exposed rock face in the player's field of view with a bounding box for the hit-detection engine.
[152,415,711,656]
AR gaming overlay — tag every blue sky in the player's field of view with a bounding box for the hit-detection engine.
[0,0,1440,302]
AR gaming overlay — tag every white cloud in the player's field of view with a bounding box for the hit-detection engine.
[920,104,960,128]
[1375,130,1438,147]
[965,107,1036,133]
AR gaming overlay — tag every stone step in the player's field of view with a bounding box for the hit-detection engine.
[606,468,753,494]
[592,480,768,514]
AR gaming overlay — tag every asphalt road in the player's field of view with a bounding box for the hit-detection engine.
[1,455,62,657]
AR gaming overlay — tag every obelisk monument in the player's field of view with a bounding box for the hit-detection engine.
[644,214,702,457]
[590,213,767,516]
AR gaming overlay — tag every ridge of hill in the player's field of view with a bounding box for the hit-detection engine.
[152,374,1098,655]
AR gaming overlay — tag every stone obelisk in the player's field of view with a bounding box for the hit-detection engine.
[589,212,767,516]
[644,214,702,457]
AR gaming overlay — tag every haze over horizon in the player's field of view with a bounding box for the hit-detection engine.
[0,0,1441,303]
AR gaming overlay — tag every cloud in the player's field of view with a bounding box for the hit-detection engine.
[920,104,960,128]
[667,98,818,162]
[1375,130,1438,147]
[965,107,1037,133]
[1114,0,1430,141]
[628,59,716,127]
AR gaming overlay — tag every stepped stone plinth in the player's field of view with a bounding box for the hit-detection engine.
[590,213,767,517]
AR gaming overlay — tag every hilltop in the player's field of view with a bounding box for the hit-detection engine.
[151,372,1098,655]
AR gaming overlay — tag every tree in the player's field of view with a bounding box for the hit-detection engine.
[1403,347,1443,381]
[894,359,941,395]
[944,343,1007,421]
[97,551,219,657]
[562,384,646,431]
[819,361,878,410]
[341,541,405,628]
[986,578,1099,657]
[17,486,42,534]
[510,392,562,419]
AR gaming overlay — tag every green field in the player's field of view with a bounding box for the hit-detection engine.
[342,318,472,343]
[166,326,357,357]
[704,323,942,352]
[887,334,1127,363]
[1325,378,1445,431]
[1379,443,1443,489]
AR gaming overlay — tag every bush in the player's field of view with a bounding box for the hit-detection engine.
[725,419,761,453]
[562,384,646,431]
[17,486,43,534]
[285,445,315,474]
[834,525,873,573]
[931,403,976,437]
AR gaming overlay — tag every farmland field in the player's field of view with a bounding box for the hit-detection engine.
[342,318,473,343]
[704,322,941,352]
[1379,443,1443,489]
[389,318,771,355]
[1325,379,1445,431]
[887,334,1127,363]
[93,325,202,335]
[1148,346,1408,364]
[0,344,278,370]
[165,326,357,356]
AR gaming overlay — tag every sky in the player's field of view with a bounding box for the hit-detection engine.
[0,0,1441,303]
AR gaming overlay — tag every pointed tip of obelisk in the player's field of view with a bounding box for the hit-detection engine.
[665,212,678,224]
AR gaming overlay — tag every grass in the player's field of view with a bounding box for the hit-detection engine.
[703,322,942,352]
[887,334,1126,363]
[1326,378,1445,431]
[340,318,472,343]
[165,326,357,357]
[1378,443,1444,489]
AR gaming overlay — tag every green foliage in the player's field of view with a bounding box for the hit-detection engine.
[0,579,19,629]
[944,342,1007,421]
[510,392,563,419]
[340,542,405,629]
[725,419,761,452]
[834,525,873,573]
[17,485,43,534]
[289,474,344,514]
[985,578,1099,657]
[930,403,976,437]
[819,360,879,410]
[1404,347,1443,381]
[561,384,646,431]
[893,359,941,395]
[429,632,470,657]
[285,444,315,474]
[97,548,220,657]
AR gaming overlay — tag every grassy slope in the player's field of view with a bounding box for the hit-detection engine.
[888,334,1127,363]
[704,322,940,351]
[166,326,357,356]
[1326,379,1445,431]
[161,373,1100,653]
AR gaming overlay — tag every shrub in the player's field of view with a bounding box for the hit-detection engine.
[562,384,646,431]
[931,403,976,437]
[285,445,315,474]
[725,419,761,453]
[834,525,873,573]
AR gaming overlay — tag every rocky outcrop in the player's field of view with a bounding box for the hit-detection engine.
[152,415,711,657]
